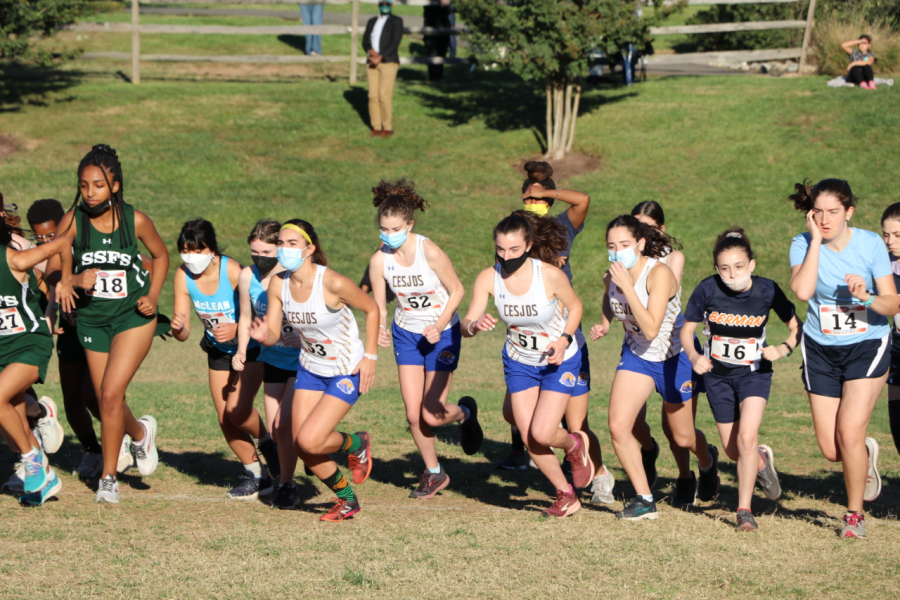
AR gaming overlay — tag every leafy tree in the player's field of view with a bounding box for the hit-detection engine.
[1,0,99,63]
[456,0,680,159]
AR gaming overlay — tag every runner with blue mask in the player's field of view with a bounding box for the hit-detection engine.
[591,215,717,521]
[235,220,303,510]
[788,179,897,539]
[879,204,900,464]
[367,180,479,500]
[171,218,280,501]
[250,219,380,522]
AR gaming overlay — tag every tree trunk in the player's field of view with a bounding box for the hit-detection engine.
[544,76,581,160]
[566,79,582,153]
[545,78,553,157]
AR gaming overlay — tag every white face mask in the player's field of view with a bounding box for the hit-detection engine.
[718,269,752,292]
[181,253,214,275]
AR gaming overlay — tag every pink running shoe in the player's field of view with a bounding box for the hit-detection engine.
[565,431,594,489]
[542,485,581,518]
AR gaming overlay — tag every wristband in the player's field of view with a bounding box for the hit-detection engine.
[466,320,476,335]
[780,342,793,357]
[364,353,378,361]
[561,333,573,347]
[862,294,875,308]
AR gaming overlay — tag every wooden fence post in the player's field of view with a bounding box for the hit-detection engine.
[349,0,360,84]
[798,0,817,74]
[132,0,140,84]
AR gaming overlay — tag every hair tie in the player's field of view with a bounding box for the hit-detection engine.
[725,232,743,239]
[281,223,313,245]
[93,144,120,163]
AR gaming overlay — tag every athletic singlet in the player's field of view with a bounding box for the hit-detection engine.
[0,245,51,348]
[282,264,364,377]
[892,255,900,341]
[609,258,683,362]
[185,256,241,353]
[493,259,577,367]
[249,266,299,371]
[72,203,150,324]
[383,234,458,335]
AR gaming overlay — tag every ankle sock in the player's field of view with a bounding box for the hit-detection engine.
[320,468,356,502]
[244,461,263,478]
[339,432,362,453]
[427,464,441,475]
[699,456,714,473]
[22,449,38,461]
[459,404,471,423]
[639,494,653,503]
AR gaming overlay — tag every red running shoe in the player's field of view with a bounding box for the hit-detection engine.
[542,485,581,518]
[320,498,361,522]
[348,431,372,485]
[565,431,594,489]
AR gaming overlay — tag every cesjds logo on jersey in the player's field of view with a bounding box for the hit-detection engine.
[679,381,694,394]
[559,372,577,388]
[336,378,356,395]
[577,372,589,387]
[437,351,456,365]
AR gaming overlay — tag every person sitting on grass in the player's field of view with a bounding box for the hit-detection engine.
[842,35,877,90]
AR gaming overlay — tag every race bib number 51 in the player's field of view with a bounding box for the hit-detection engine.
[820,304,868,336]
[508,326,552,353]
[87,270,127,299]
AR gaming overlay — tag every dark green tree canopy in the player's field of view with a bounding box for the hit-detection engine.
[1,0,96,60]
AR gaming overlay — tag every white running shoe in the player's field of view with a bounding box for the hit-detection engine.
[35,397,65,454]
[131,416,159,477]
[95,475,120,504]
[590,466,616,504]
[2,462,25,493]
[74,452,104,478]
[864,437,881,502]
[117,434,134,473]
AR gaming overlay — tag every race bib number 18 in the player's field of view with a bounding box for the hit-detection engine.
[88,270,127,299]
[0,307,25,336]
[820,304,868,336]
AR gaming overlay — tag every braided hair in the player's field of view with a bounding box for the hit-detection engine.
[64,144,132,251]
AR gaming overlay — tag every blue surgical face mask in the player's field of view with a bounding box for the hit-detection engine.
[277,247,306,272]
[380,228,408,250]
[608,246,639,270]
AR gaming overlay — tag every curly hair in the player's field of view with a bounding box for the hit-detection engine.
[606,214,681,259]
[26,199,65,227]
[520,161,557,204]
[493,210,567,268]
[372,179,428,224]
[713,227,754,262]
[788,178,858,213]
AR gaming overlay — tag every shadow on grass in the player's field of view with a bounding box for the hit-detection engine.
[158,448,251,487]
[343,86,370,128]
[0,62,82,114]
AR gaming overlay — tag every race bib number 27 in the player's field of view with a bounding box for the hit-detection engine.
[0,307,25,336]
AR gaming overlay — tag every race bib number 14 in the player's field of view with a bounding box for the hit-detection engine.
[820,304,868,336]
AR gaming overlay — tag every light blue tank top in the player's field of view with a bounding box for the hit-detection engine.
[249,266,301,372]
[186,256,247,354]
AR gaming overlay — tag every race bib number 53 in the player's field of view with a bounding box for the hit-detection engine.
[820,304,868,336]
[302,336,340,360]
[87,270,127,299]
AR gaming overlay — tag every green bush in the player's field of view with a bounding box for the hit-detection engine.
[811,10,900,75]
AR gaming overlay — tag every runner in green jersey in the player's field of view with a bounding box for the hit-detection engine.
[0,216,71,506]
[53,145,170,504]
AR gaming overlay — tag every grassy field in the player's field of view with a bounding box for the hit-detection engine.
[2,36,900,600]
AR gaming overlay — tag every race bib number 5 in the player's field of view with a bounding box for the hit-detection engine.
[820,304,868,336]
[398,290,442,312]
[710,336,758,366]
[0,307,25,336]
[508,326,552,353]
[87,270,127,299]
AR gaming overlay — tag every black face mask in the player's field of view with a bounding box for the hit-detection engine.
[81,199,111,216]
[496,250,530,275]
[252,255,279,276]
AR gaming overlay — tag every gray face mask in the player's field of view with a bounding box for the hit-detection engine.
[81,199,111,216]
[718,269,751,291]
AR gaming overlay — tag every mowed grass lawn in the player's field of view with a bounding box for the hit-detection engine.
[1,54,900,599]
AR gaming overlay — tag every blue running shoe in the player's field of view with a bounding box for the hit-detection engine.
[22,449,48,494]
[21,468,62,506]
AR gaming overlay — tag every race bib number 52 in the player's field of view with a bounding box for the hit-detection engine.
[820,304,868,336]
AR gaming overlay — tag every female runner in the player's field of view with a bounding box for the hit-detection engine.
[591,215,716,520]
[789,179,896,539]
[629,200,708,507]
[367,180,481,499]
[681,228,799,531]
[880,203,900,458]
[55,144,169,504]
[171,219,280,500]
[462,211,593,518]
[251,220,379,521]
[0,219,71,505]
[235,219,302,509]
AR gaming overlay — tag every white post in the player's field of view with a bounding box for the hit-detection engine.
[131,0,140,84]
[350,0,360,84]
[798,0,817,74]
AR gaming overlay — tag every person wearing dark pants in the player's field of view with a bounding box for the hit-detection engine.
[363,1,404,137]
[842,35,876,89]
[299,2,324,56]
[423,0,452,81]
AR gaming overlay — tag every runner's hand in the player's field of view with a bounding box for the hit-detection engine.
[171,311,187,332]
[231,352,246,372]
[845,274,869,301]
[74,268,99,291]
[761,345,787,361]
[281,326,303,348]
[136,295,157,316]
[212,322,237,343]
[249,316,269,343]
[546,339,567,365]
[354,357,376,394]
[423,324,441,345]
[609,261,633,292]
[690,353,713,375]
[378,325,392,347]
[474,314,498,332]
[806,209,824,244]
[56,279,78,314]
[590,323,609,341]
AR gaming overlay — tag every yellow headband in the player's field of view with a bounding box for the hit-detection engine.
[281,224,312,245]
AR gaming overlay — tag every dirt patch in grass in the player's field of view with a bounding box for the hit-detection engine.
[513,152,602,185]
[0,134,20,162]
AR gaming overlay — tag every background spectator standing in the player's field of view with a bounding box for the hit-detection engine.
[300,2,325,56]
[423,0,452,81]
[363,0,403,137]
[842,35,877,89]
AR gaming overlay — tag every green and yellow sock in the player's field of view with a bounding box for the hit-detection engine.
[339,432,362,453]
[320,468,356,503]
